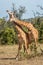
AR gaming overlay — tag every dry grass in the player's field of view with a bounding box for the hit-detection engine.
[0,44,43,65]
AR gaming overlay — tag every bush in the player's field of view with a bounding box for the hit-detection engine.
[0,27,18,45]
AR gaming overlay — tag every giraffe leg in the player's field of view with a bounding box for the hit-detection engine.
[15,43,22,60]
[23,43,26,53]
[24,35,30,55]
[34,38,38,47]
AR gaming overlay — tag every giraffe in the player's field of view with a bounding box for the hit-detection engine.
[7,10,32,58]
[15,25,31,58]
[7,10,38,47]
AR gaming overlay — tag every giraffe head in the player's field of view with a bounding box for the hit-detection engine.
[6,10,14,21]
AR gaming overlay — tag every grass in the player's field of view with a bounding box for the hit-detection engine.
[0,43,43,59]
[0,44,43,65]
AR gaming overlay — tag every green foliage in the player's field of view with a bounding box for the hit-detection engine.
[39,22,43,43]
[0,27,18,45]
[0,18,6,30]
[30,43,37,54]
[31,17,43,43]
[22,26,29,33]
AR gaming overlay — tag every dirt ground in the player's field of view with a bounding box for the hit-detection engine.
[0,44,43,65]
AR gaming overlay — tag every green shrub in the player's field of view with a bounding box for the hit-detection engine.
[0,27,18,45]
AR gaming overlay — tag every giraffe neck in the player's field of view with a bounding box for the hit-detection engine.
[12,17,25,25]
[13,21,27,34]
[12,17,34,31]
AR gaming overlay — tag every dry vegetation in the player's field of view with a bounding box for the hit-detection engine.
[0,44,43,65]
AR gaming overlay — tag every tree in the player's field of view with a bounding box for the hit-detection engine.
[12,3,26,20]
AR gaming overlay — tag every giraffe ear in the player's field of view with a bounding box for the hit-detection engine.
[6,10,11,14]
[6,10,10,14]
